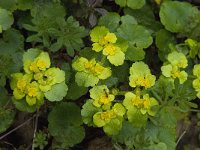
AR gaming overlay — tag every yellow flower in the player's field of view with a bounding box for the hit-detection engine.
[29,62,38,72]
[124,92,158,116]
[104,44,117,56]
[100,111,116,121]
[104,33,117,43]
[27,87,38,97]
[90,85,115,110]
[36,59,47,70]
[17,79,27,91]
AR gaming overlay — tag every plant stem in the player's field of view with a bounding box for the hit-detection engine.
[32,109,39,150]
[176,130,186,145]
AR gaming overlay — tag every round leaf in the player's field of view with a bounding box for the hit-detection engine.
[44,82,68,101]
[0,8,14,30]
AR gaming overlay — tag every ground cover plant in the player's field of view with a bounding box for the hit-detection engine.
[1,0,200,149]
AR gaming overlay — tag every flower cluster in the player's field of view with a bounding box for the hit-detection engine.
[90,26,128,66]
[192,64,200,98]
[72,57,111,87]
[129,62,156,89]
[185,38,199,58]
[161,51,188,84]
[81,85,126,135]
[93,103,125,135]
[10,49,66,108]
[123,92,158,117]
[89,85,115,110]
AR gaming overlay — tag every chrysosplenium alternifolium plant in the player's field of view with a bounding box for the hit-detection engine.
[10,49,68,111]
[2,0,200,149]
[80,26,159,135]
[90,26,128,66]
[161,51,188,84]
[72,57,111,87]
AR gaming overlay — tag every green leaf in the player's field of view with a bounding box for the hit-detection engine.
[66,82,88,100]
[156,29,175,61]
[23,3,66,48]
[100,76,118,88]
[121,15,137,26]
[23,48,41,63]
[44,82,68,101]
[127,107,147,128]
[98,12,120,32]
[115,0,145,9]
[17,0,33,10]
[113,121,140,144]
[75,72,99,87]
[0,29,24,84]
[0,8,14,31]
[50,17,88,55]
[148,76,174,103]
[117,24,152,58]
[115,0,126,7]
[48,102,85,148]
[12,98,37,112]
[103,118,123,135]
[112,61,129,83]
[0,0,16,12]
[0,108,15,134]
[79,47,102,60]
[60,62,72,84]
[81,100,102,126]
[124,6,162,33]
[159,1,199,33]
[125,46,145,61]
[127,0,145,10]
[0,87,9,107]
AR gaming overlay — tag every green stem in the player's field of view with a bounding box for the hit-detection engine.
[190,109,200,112]
[32,109,39,150]
[188,75,196,79]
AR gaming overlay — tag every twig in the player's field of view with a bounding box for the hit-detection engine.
[176,130,186,145]
[2,141,17,150]
[32,109,39,150]
[0,114,36,140]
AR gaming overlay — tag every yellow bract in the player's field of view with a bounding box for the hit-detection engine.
[104,33,117,43]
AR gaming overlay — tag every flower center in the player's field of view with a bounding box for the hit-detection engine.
[100,111,116,121]
[17,79,27,91]
[104,44,116,56]
[104,33,117,43]
[36,59,47,70]
[99,95,109,105]
[29,62,38,72]
[27,87,37,97]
